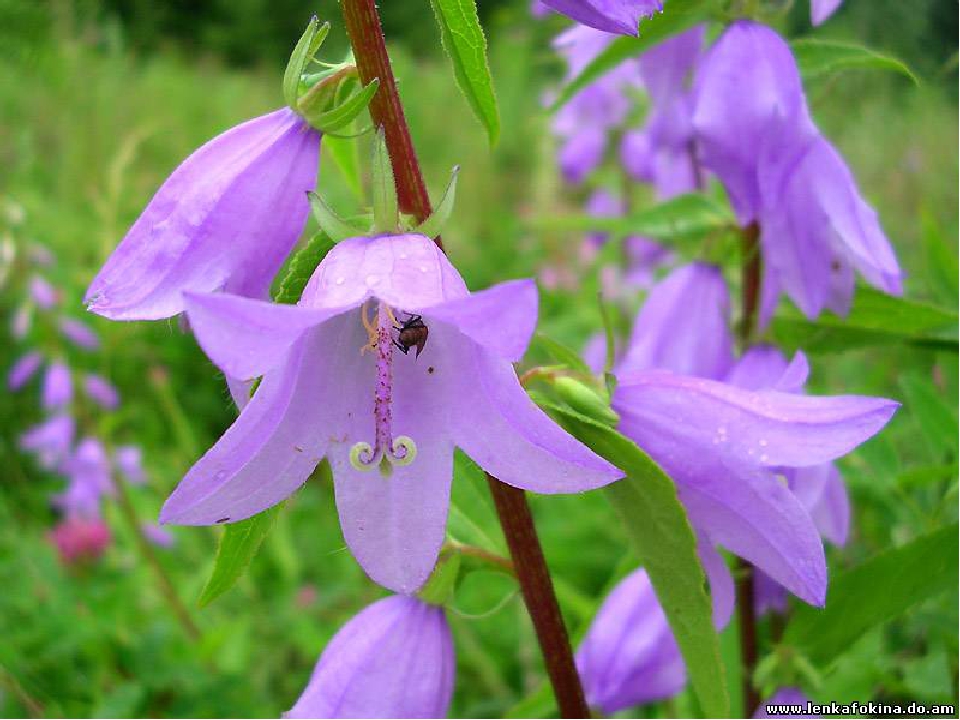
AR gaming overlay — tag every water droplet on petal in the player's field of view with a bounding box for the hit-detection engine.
[336,277,345,286]
[366,274,380,286]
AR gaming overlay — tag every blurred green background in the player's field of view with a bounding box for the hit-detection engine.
[0,0,957,717]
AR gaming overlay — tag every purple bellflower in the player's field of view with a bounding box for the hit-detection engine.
[42,360,72,411]
[59,317,100,350]
[159,233,620,593]
[811,0,842,26]
[29,274,59,309]
[286,595,454,718]
[755,687,818,718]
[540,0,662,35]
[85,108,320,320]
[8,351,44,391]
[20,415,75,470]
[54,437,114,519]
[82,373,121,410]
[114,445,147,485]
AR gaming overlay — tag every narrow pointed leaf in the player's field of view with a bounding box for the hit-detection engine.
[791,38,917,84]
[428,0,500,145]
[305,78,380,134]
[413,166,460,239]
[541,400,730,718]
[783,524,958,665]
[308,192,366,242]
[283,18,329,108]
[371,127,399,232]
[532,332,592,375]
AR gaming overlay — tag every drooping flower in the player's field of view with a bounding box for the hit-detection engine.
[20,415,74,470]
[540,0,662,35]
[758,133,902,320]
[691,21,815,224]
[755,687,818,718]
[286,595,454,718]
[85,108,320,320]
[48,516,112,565]
[160,233,620,592]
[53,437,114,519]
[59,317,100,350]
[41,360,72,410]
[82,373,120,410]
[811,0,842,26]
[114,445,147,485]
[617,263,734,380]
[29,274,59,309]
[7,351,44,391]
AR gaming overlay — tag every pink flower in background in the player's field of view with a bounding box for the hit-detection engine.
[49,516,112,565]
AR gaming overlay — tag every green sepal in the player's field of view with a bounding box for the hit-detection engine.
[411,165,460,239]
[308,192,368,242]
[553,376,619,427]
[417,545,462,606]
[283,16,330,109]
[371,127,399,233]
[299,77,380,135]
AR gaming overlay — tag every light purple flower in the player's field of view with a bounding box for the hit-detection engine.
[86,108,320,320]
[759,133,902,319]
[29,275,59,309]
[755,687,818,718]
[20,415,74,470]
[59,317,100,350]
[286,595,454,718]
[613,371,896,605]
[54,437,114,519]
[42,360,72,410]
[8,351,43,391]
[142,523,175,548]
[160,234,620,593]
[620,129,655,182]
[811,0,842,26]
[692,21,815,224]
[541,0,662,35]
[617,263,734,380]
[114,445,147,485]
[584,188,624,248]
[82,373,120,409]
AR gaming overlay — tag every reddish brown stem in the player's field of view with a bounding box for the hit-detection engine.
[739,221,761,347]
[340,1,586,714]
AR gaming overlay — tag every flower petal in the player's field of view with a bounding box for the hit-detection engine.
[541,0,662,35]
[697,537,735,628]
[184,291,346,380]
[810,464,850,546]
[160,316,357,525]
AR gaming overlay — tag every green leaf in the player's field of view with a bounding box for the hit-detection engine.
[791,38,918,84]
[198,505,284,608]
[324,134,364,202]
[770,287,958,353]
[543,401,730,718]
[371,127,399,233]
[307,192,366,242]
[283,17,330,108]
[550,0,720,112]
[303,78,380,134]
[413,165,460,239]
[783,523,959,665]
[428,0,500,145]
[898,374,959,459]
[533,193,734,244]
[274,232,335,304]
[532,332,592,375]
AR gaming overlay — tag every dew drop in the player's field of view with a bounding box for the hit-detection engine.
[419,265,429,273]
[336,277,345,286]
[365,274,380,286]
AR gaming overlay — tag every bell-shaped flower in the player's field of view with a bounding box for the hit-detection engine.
[755,687,817,718]
[42,360,72,410]
[759,133,902,319]
[48,516,112,565]
[811,0,842,26]
[691,21,815,224]
[160,234,620,593]
[54,437,114,519]
[82,373,120,409]
[59,317,100,350]
[617,263,734,379]
[85,108,320,320]
[114,445,147,485]
[20,415,74,470]
[286,595,454,718]
[8,351,43,391]
[540,0,662,35]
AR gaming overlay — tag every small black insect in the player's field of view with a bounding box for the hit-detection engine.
[216,517,230,524]
[394,313,429,358]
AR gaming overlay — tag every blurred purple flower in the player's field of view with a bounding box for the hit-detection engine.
[29,275,59,309]
[11,304,32,339]
[42,360,72,410]
[59,317,100,350]
[286,595,454,718]
[142,523,176,548]
[620,128,655,182]
[8,351,44,391]
[114,445,147,485]
[541,0,662,35]
[160,234,619,593]
[86,108,320,320]
[49,516,112,565]
[617,263,734,380]
[755,687,818,718]
[20,415,74,470]
[54,437,114,519]
[811,0,842,26]
[82,373,120,409]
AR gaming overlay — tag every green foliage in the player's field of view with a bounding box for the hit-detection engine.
[792,38,918,84]
[784,524,959,665]
[274,232,336,304]
[428,0,501,145]
[542,402,730,719]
